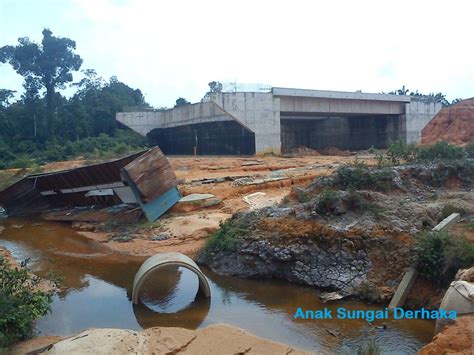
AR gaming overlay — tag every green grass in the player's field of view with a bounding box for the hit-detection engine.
[204,219,247,253]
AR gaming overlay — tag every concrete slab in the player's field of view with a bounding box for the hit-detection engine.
[388,267,419,309]
[389,213,461,309]
[432,213,461,231]
[171,193,222,213]
[179,193,216,202]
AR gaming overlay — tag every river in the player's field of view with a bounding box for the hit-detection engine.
[0,218,434,353]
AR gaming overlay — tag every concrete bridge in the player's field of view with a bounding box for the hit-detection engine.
[117,87,441,155]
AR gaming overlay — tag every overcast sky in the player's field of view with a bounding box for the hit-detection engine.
[1,0,473,107]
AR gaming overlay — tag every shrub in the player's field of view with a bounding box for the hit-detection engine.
[344,190,367,211]
[335,165,393,191]
[387,139,417,164]
[10,156,34,169]
[317,189,341,214]
[0,259,53,351]
[113,143,130,155]
[467,220,474,232]
[412,231,474,285]
[465,140,474,158]
[204,220,246,253]
[416,141,465,161]
[441,204,466,219]
[295,189,312,203]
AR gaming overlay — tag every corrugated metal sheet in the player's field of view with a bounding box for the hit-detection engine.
[0,147,180,221]
[0,150,147,216]
[122,147,179,202]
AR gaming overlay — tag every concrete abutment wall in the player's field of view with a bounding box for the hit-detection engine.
[281,115,403,152]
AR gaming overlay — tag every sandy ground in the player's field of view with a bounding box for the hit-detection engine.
[13,324,309,355]
[77,211,231,257]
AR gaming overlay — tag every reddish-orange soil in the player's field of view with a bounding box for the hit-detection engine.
[421,98,474,145]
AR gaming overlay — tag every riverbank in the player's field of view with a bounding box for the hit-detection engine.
[0,245,56,293]
[420,315,474,354]
[13,324,309,354]
[2,156,473,353]
[198,161,474,306]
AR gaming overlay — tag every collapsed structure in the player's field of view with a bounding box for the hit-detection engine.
[117,88,442,155]
[0,147,180,222]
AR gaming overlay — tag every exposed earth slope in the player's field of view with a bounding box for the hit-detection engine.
[422,98,474,145]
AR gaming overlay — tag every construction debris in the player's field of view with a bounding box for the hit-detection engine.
[241,160,264,166]
[320,292,344,303]
[243,192,284,210]
[171,193,222,213]
[0,147,180,222]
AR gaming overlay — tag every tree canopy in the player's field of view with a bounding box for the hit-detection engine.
[1,29,83,135]
[389,85,462,107]
[175,97,190,107]
[0,30,151,169]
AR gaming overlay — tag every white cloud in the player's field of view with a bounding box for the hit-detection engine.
[1,0,473,106]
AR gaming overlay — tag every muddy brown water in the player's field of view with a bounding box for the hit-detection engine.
[0,218,434,353]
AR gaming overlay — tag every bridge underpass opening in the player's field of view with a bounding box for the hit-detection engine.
[147,120,255,155]
[280,114,404,153]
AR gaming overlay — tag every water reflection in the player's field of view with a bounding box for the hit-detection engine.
[0,218,434,353]
[133,265,211,328]
[134,298,211,329]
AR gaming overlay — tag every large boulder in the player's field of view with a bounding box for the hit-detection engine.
[421,98,474,145]
[18,324,309,355]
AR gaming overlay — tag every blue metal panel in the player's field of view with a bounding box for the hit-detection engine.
[142,187,181,222]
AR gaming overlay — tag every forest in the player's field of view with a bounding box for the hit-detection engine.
[0,29,150,169]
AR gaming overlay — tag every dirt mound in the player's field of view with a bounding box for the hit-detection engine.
[290,146,321,156]
[319,147,352,156]
[421,98,474,145]
[419,314,474,355]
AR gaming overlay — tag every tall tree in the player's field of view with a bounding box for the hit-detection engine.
[202,80,223,101]
[0,89,16,107]
[175,97,190,107]
[0,29,83,136]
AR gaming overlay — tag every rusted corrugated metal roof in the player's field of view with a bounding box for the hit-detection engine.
[0,150,144,216]
[122,147,178,202]
[0,147,180,221]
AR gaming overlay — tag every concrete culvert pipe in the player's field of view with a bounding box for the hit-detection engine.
[132,252,211,305]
